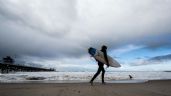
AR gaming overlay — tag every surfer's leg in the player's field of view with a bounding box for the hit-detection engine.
[90,67,101,81]
[101,65,105,84]
[90,66,101,85]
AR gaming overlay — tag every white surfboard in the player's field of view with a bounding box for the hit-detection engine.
[88,47,121,67]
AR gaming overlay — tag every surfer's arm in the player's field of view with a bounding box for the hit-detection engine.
[104,50,109,67]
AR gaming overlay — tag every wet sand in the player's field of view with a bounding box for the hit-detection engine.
[0,80,171,96]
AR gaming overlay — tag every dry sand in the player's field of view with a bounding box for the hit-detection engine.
[0,80,171,96]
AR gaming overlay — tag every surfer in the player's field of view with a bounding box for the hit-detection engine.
[89,45,109,85]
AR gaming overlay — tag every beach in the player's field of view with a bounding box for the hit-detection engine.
[0,80,171,96]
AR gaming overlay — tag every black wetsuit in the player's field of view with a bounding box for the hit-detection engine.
[90,48,108,83]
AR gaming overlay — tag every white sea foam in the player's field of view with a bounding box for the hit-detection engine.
[0,71,171,83]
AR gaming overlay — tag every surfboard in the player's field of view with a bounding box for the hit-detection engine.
[88,47,121,67]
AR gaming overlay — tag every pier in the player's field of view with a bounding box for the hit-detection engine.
[0,63,55,73]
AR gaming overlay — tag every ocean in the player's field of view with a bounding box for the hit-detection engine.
[0,71,171,83]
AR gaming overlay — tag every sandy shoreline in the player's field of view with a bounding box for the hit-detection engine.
[0,80,171,96]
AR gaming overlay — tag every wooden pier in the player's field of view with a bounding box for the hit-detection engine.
[0,63,55,73]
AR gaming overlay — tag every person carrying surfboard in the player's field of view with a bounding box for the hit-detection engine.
[89,45,109,85]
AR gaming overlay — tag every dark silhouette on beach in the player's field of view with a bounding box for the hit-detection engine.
[129,75,133,79]
[89,45,109,85]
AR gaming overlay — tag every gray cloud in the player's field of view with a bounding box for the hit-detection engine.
[0,0,79,58]
[0,0,171,65]
[130,54,171,66]
[149,54,171,62]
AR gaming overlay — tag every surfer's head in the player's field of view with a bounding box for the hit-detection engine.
[102,45,107,50]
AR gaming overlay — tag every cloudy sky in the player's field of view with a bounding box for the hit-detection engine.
[0,0,171,71]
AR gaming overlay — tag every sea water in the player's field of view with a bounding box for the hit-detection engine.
[0,71,171,83]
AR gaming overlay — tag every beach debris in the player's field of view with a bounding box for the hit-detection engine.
[129,75,133,79]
